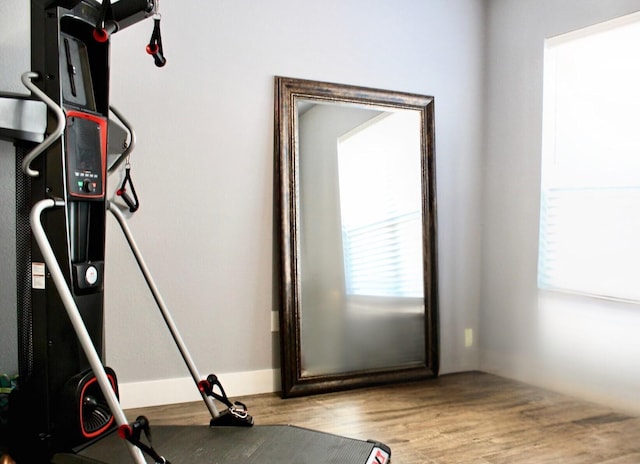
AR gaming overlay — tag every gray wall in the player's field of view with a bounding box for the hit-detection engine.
[103,0,486,384]
[481,0,640,414]
[1,0,485,392]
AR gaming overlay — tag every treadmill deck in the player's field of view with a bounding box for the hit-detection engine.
[52,424,391,464]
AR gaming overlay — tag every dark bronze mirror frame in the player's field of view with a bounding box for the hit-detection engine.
[274,76,439,398]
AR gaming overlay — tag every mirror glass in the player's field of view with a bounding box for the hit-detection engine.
[275,77,439,397]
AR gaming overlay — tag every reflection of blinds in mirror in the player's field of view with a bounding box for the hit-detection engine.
[338,110,423,298]
[343,211,423,297]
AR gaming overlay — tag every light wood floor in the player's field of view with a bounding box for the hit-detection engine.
[126,371,640,464]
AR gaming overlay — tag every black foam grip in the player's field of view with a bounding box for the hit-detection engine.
[152,50,166,67]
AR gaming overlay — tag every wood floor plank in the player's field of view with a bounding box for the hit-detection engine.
[125,371,640,463]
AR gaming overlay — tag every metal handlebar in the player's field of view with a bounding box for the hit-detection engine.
[30,199,146,464]
[108,105,137,173]
[108,201,221,420]
[20,72,66,177]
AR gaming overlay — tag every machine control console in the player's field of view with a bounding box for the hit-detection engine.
[65,110,107,199]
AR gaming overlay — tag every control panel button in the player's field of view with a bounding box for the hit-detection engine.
[82,178,97,193]
[85,265,98,286]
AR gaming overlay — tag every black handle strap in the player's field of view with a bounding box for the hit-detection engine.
[117,166,140,213]
[146,17,167,67]
[204,374,234,409]
[118,416,170,464]
[197,374,254,427]
[200,374,249,413]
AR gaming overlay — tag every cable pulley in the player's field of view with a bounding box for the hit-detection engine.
[93,0,118,43]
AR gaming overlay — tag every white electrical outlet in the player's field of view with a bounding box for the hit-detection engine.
[464,328,473,348]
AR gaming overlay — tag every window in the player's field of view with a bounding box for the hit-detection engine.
[337,111,424,298]
[538,12,640,302]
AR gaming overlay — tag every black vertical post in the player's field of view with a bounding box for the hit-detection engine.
[11,1,111,460]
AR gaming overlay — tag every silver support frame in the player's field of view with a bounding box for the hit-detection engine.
[108,105,137,174]
[108,201,221,419]
[30,199,147,464]
[20,71,67,177]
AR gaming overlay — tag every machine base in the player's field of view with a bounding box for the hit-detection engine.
[52,424,391,464]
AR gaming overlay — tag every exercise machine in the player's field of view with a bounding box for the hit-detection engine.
[0,1,392,463]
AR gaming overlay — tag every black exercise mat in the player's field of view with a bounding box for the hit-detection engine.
[53,424,390,463]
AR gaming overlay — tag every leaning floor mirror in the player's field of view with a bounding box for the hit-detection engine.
[274,76,439,398]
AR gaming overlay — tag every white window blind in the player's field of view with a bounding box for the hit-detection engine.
[338,111,424,298]
[342,211,423,297]
[538,12,640,302]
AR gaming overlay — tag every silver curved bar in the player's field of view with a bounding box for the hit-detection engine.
[30,199,146,464]
[108,201,221,420]
[20,72,66,177]
[108,105,137,173]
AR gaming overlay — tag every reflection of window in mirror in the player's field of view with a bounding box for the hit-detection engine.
[337,110,423,299]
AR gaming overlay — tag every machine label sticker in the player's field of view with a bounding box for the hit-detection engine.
[32,262,45,289]
[365,447,390,464]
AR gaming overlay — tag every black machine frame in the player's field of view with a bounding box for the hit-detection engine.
[12,1,163,461]
[1,1,393,463]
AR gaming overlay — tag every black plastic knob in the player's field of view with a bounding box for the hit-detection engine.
[83,179,96,193]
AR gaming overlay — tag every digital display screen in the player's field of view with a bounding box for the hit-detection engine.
[65,111,106,199]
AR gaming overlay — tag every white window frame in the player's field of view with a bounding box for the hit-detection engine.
[538,11,640,303]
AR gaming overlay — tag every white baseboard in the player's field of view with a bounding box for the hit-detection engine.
[118,368,281,409]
